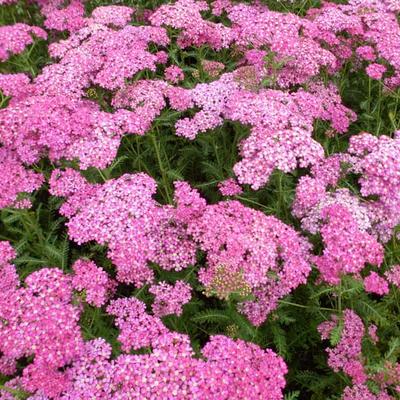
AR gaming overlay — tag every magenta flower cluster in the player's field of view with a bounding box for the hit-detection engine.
[0,241,287,399]
[319,309,396,399]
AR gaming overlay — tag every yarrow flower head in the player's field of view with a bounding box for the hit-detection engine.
[149,280,192,317]
[174,182,312,325]
[164,65,185,84]
[72,259,116,307]
[0,148,44,210]
[0,244,84,397]
[385,265,400,288]
[218,178,243,196]
[366,63,387,80]
[364,272,389,296]
[0,23,47,62]
[51,171,197,286]
[150,0,234,50]
[320,309,367,385]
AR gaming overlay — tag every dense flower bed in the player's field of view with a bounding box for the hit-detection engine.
[0,0,399,399]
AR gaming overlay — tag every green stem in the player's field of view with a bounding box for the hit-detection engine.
[278,300,335,312]
[0,384,29,399]
[338,280,342,313]
[96,168,108,182]
[151,133,172,203]
[235,195,271,212]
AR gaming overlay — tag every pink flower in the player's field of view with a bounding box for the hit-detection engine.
[218,178,243,196]
[323,310,367,384]
[364,272,389,296]
[385,265,400,287]
[164,65,185,83]
[366,63,387,80]
[72,259,115,307]
[0,148,43,210]
[356,45,376,61]
[368,324,379,343]
[90,5,135,27]
[0,23,47,62]
[149,280,192,317]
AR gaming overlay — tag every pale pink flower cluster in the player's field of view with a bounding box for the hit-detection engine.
[0,73,31,98]
[293,132,400,285]
[385,265,400,288]
[314,204,383,285]
[90,5,135,27]
[107,297,167,351]
[111,80,192,135]
[70,298,287,399]
[320,311,396,399]
[306,0,400,87]
[348,132,400,242]
[343,384,393,400]
[47,21,169,92]
[174,73,355,189]
[317,315,338,340]
[0,249,84,397]
[228,3,337,86]
[61,333,287,399]
[0,95,128,169]
[366,64,387,80]
[39,0,86,33]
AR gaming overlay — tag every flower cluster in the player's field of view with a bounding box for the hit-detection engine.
[174,182,312,325]
[50,170,197,285]
[0,94,128,169]
[321,309,367,384]
[218,178,243,196]
[72,259,115,307]
[364,272,389,296]
[150,0,234,50]
[228,3,337,86]
[61,333,287,399]
[149,280,192,317]
[0,246,84,397]
[306,0,400,88]
[314,204,383,285]
[1,1,400,398]
[0,148,44,209]
[386,265,400,288]
[293,132,400,285]
[320,309,396,399]
[39,0,86,33]
[0,23,46,62]
[164,65,185,84]
[174,73,355,188]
